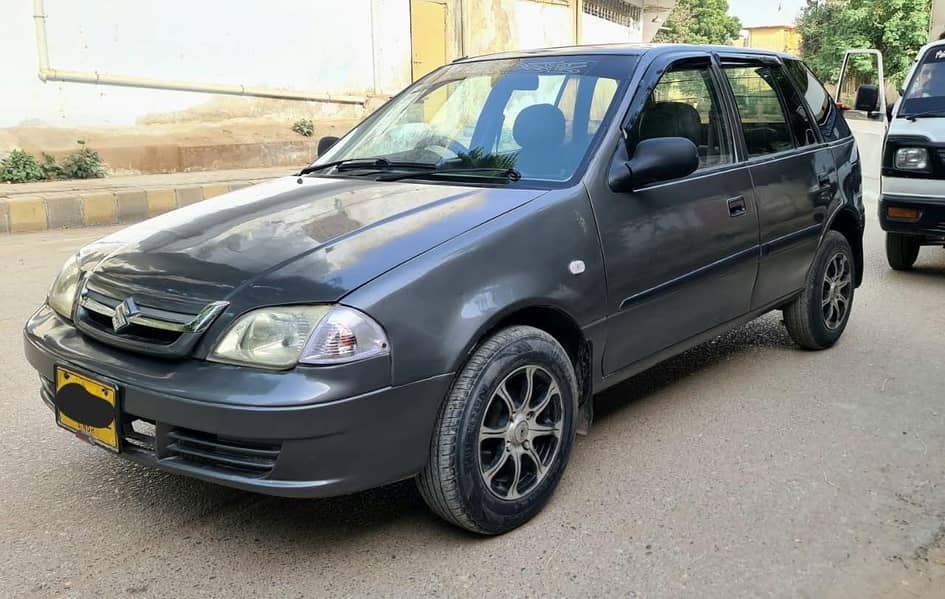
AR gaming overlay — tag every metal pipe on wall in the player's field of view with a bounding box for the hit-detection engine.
[31,0,365,106]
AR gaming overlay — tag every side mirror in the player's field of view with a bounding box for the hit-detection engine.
[608,137,699,192]
[317,136,340,157]
[854,84,880,112]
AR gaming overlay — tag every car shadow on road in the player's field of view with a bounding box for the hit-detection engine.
[592,313,795,424]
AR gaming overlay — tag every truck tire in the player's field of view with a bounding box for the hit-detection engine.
[417,326,577,535]
[886,232,920,271]
[783,231,855,350]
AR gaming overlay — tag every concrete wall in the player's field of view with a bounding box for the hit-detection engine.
[933,0,945,40]
[2,0,411,128]
[459,0,575,58]
[582,12,644,44]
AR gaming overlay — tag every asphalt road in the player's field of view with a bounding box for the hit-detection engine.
[1,194,943,598]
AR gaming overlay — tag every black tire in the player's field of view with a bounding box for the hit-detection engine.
[886,232,920,271]
[417,326,577,535]
[783,231,855,350]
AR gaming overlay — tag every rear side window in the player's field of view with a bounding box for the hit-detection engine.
[784,59,851,142]
[723,65,795,157]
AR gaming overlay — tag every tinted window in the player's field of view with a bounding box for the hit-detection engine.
[630,64,733,169]
[724,65,794,157]
[770,66,818,147]
[784,59,850,142]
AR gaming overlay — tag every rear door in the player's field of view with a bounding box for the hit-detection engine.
[720,55,838,308]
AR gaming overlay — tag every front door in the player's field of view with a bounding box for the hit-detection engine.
[588,55,760,375]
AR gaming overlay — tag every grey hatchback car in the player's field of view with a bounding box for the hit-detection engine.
[25,44,864,534]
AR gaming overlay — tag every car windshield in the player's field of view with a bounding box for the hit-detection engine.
[312,55,637,184]
[900,46,945,116]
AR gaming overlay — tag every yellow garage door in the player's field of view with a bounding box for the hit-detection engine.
[411,0,448,81]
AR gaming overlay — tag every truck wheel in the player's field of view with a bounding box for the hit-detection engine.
[886,233,920,270]
[417,326,577,535]
[783,231,855,350]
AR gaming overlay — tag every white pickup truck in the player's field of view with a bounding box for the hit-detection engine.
[877,39,945,269]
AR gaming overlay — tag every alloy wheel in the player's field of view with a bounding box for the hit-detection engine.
[822,251,852,330]
[478,365,564,500]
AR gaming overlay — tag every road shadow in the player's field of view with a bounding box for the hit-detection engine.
[593,313,795,423]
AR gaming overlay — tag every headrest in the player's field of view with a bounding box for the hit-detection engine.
[513,104,566,149]
[639,101,702,146]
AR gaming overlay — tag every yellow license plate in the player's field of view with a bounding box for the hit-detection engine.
[54,366,120,452]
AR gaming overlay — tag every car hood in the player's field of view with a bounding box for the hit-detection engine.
[80,176,545,308]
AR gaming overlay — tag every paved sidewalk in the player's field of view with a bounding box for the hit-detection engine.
[0,166,291,234]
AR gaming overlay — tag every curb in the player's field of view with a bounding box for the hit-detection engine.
[0,180,263,234]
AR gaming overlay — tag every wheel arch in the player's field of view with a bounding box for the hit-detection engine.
[826,207,864,287]
[454,302,594,432]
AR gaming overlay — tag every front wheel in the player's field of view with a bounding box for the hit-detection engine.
[783,231,855,350]
[886,232,920,271]
[417,326,577,535]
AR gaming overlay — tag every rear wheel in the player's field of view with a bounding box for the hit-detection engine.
[783,231,855,350]
[886,232,920,271]
[417,326,577,535]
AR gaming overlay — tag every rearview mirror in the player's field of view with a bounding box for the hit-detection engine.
[608,137,699,192]
[317,136,340,157]
[854,84,880,112]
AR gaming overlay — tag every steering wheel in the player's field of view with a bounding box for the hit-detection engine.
[414,135,469,158]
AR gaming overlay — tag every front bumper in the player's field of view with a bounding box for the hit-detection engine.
[879,194,945,239]
[24,306,452,497]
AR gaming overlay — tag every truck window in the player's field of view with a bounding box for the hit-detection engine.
[900,46,945,117]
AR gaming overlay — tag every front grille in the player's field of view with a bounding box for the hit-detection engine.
[937,149,945,167]
[165,429,281,477]
[83,307,182,345]
[122,418,157,452]
[73,280,228,357]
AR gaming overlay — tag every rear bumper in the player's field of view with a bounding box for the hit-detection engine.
[878,194,945,238]
[24,306,452,498]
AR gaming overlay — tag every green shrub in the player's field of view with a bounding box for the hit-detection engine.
[0,149,45,183]
[40,153,65,180]
[292,118,315,137]
[61,141,105,179]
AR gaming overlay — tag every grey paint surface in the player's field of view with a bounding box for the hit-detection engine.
[19,45,867,501]
[2,191,944,597]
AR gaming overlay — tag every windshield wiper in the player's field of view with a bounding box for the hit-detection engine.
[377,167,523,183]
[297,158,436,176]
[903,111,945,122]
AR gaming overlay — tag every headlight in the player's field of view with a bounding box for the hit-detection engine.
[47,255,82,320]
[895,147,929,170]
[208,305,389,369]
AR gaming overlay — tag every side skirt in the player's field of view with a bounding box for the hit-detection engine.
[593,290,802,396]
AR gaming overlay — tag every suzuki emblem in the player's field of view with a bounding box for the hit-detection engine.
[112,297,139,333]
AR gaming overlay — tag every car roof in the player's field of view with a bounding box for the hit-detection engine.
[454,43,799,64]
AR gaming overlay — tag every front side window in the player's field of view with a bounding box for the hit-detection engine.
[724,65,795,157]
[629,63,733,169]
[316,55,637,184]
[900,46,945,117]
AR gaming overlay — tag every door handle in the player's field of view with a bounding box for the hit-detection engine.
[727,196,747,218]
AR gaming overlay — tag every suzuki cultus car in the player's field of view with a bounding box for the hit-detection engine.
[25,44,864,534]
